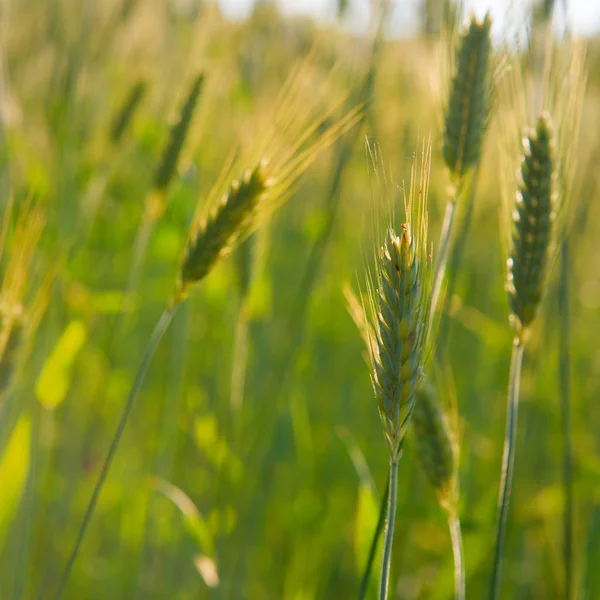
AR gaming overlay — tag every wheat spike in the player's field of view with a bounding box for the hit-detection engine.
[172,59,363,304]
[412,379,456,508]
[507,112,555,339]
[176,163,271,298]
[442,13,492,182]
[110,80,147,145]
[362,145,432,461]
[153,73,205,191]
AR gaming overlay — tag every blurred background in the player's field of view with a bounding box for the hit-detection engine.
[0,0,599,598]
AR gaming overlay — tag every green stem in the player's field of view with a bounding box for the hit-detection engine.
[448,510,466,600]
[379,457,399,600]
[489,337,525,600]
[48,305,176,600]
[358,480,388,599]
[360,190,465,600]
[429,199,456,328]
[559,240,574,600]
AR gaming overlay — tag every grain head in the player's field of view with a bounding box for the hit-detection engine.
[442,13,493,185]
[360,143,433,461]
[412,379,456,510]
[507,112,556,340]
[172,60,362,304]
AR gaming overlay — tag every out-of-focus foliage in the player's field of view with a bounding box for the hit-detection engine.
[0,1,599,599]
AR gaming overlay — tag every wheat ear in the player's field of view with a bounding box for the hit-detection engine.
[359,145,432,600]
[123,73,205,307]
[109,80,147,145]
[490,113,555,600]
[412,380,464,599]
[431,13,493,326]
[360,19,494,593]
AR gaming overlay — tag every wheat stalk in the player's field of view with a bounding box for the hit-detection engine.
[359,18,495,594]
[490,113,555,600]
[357,143,432,600]
[431,12,493,327]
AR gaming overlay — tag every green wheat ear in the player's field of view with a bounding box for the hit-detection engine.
[412,379,456,509]
[507,112,556,340]
[153,73,205,193]
[362,144,433,461]
[110,80,147,145]
[442,13,492,182]
[176,162,271,299]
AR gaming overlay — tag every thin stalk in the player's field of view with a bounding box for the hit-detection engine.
[448,509,466,600]
[429,198,457,328]
[360,182,468,600]
[559,240,574,600]
[358,482,388,599]
[47,306,176,600]
[379,457,399,600]
[437,169,479,350]
[489,337,525,600]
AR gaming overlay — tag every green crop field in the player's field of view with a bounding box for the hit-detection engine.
[1,1,600,599]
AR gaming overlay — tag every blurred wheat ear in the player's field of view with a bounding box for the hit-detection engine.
[109,80,147,145]
[442,13,492,184]
[175,162,271,301]
[153,73,205,196]
[431,12,494,337]
[412,380,456,508]
[412,379,464,600]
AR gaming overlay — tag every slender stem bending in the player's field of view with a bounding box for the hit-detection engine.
[489,338,525,600]
[49,306,176,600]
[379,458,399,600]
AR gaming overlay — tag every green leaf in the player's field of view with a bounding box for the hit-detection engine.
[35,320,87,410]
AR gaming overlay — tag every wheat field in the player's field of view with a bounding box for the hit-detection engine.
[1,1,600,599]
